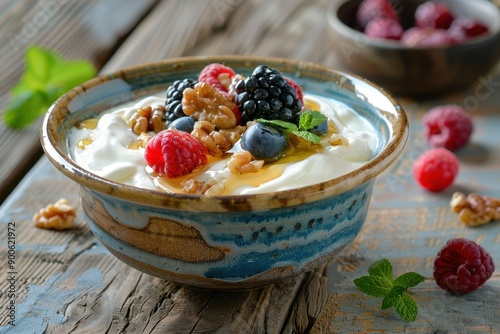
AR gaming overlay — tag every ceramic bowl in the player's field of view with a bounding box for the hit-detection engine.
[41,56,408,290]
[327,0,500,96]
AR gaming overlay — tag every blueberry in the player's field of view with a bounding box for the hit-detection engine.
[168,116,196,133]
[310,120,328,136]
[241,122,288,161]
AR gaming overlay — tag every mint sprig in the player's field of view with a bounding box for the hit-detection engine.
[256,110,327,144]
[354,258,425,322]
[3,45,96,129]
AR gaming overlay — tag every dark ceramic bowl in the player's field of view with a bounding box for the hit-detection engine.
[327,0,500,96]
[41,56,408,290]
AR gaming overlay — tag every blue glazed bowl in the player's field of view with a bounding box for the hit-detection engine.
[41,56,408,290]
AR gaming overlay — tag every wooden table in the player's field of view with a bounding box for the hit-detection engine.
[1,1,499,333]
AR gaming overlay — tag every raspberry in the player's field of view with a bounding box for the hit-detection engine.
[423,105,473,151]
[284,77,304,105]
[144,129,208,178]
[356,0,399,30]
[364,18,404,40]
[415,1,454,30]
[198,63,236,96]
[413,148,459,192]
[433,238,495,295]
[401,27,455,47]
[449,18,489,41]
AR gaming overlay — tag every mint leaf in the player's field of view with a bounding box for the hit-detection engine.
[368,258,393,281]
[394,292,418,322]
[394,272,425,289]
[3,91,47,129]
[380,285,405,310]
[256,111,327,146]
[354,258,424,322]
[256,118,298,131]
[47,59,96,92]
[291,130,322,144]
[353,275,393,297]
[298,110,327,131]
[3,45,96,129]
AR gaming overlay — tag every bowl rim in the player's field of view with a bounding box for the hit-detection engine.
[41,55,409,211]
[327,0,500,51]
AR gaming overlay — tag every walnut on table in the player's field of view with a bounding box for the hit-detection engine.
[450,192,500,227]
[33,198,76,230]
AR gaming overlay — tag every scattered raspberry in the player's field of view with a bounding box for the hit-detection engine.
[401,27,455,47]
[415,1,454,30]
[284,77,304,105]
[433,238,495,295]
[356,0,399,30]
[364,18,404,40]
[413,148,459,192]
[423,105,473,151]
[144,129,208,178]
[198,63,236,96]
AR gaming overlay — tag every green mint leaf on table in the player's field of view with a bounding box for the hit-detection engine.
[368,258,393,281]
[394,292,419,322]
[381,285,405,310]
[3,45,96,129]
[353,275,393,297]
[354,258,425,322]
[393,272,425,289]
[256,110,327,144]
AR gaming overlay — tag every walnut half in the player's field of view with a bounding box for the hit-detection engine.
[450,192,500,227]
[33,198,76,230]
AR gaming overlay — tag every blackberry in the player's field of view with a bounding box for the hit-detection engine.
[234,65,302,124]
[165,79,197,124]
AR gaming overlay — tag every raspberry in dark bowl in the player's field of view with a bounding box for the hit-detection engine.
[327,0,500,96]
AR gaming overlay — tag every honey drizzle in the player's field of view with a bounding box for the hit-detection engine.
[74,118,98,130]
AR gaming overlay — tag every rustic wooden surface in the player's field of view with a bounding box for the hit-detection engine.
[1,0,499,333]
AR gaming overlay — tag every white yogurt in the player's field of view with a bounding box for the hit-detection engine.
[69,94,378,195]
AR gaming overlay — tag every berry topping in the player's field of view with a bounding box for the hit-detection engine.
[364,18,404,40]
[241,122,288,161]
[423,105,473,151]
[234,65,303,125]
[144,129,208,178]
[433,238,495,295]
[168,116,196,133]
[415,1,454,30]
[284,77,304,105]
[401,27,455,47]
[413,148,459,192]
[165,79,198,124]
[310,119,328,136]
[356,0,399,30]
[449,18,489,41]
[198,63,236,96]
